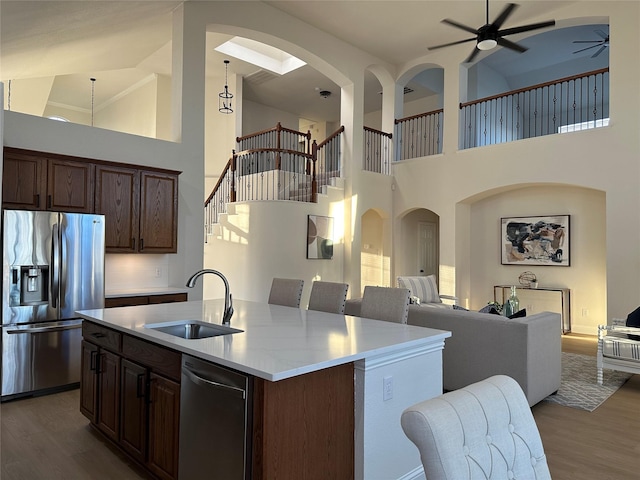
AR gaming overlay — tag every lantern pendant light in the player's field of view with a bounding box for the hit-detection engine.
[219,60,233,114]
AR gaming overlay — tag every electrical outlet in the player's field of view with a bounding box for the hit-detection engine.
[155,268,161,278]
[383,376,393,401]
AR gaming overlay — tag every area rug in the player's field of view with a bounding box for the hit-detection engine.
[542,352,631,412]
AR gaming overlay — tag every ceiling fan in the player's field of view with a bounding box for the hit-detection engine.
[572,29,609,58]
[428,0,555,64]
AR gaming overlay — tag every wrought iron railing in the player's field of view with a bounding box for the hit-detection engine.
[315,126,344,186]
[204,125,344,236]
[363,126,392,175]
[236,122,311,155]
[459,68,609,149]
[395,109,443,160]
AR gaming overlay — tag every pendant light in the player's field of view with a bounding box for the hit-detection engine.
[90,77,96,126]
[219,60,233,114]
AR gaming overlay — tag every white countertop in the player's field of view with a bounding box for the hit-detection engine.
[104,286,189,298]
[76,299,450,381]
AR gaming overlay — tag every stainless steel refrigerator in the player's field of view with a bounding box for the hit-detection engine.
[2,209,105,400]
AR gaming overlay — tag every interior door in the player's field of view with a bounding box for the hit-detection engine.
[417,222,438,277]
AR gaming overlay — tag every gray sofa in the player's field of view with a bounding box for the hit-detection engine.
[345,300,562,406]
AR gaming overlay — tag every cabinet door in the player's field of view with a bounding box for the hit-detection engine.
[2,150,46,209]
[139,172,178,253]
[47,159,95,212]
[120,359,148,464]
[80,340,99,422]
[97,349,121,442]
[147,373,180,480]
[95,165,140,252]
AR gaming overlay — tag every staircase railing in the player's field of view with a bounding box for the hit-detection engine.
[363,126,392,175]
[204,125,344,234]
[459,67,609,149]
[315,126,345,187]
[395,109,443,160]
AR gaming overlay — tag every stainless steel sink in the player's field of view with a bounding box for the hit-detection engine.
[144,320,243,339]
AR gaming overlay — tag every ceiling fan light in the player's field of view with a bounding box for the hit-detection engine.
[477,38,497,50]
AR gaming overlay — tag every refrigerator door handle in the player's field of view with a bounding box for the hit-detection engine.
[51,223,60,309]
[5,320,83,334]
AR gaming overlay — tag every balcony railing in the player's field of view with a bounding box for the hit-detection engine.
[204,125,344,236]
[459,67,609,149]
[363,126,392,175]
[395,109,443,160]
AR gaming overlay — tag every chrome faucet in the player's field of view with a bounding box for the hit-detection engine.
[186,269,234,326]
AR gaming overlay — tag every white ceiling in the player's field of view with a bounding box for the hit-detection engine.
[0,1,608,123]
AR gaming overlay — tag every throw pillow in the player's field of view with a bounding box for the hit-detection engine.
[626,306,640,327]
[453,305,469,311]
[478,304,501,315]
[397,275,442,304]
[508,308,527,319]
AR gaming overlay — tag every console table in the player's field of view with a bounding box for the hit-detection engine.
[494,285,571,333]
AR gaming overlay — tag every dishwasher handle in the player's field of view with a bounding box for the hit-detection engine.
[182,366,246,400]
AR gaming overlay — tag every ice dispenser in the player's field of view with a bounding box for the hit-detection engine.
[10,265,49,306]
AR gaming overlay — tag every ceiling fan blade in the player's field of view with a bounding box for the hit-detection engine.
[591,45,607,58]
[441,18,479,35]
[497,37,527,53]
[499,20,555,37]
[464,46,481,64]
[572,43,600,54]
[428,37,477,50]
[595,29,608,40]
[573,40,602,44]
[492,3,518,30]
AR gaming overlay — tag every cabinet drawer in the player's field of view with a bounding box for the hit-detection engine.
[147,293,188,304]
[83,321,122,353]
[122,335,181,382]
[105,296,150,308]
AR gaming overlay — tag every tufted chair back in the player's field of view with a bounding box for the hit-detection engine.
[401,375,551,480]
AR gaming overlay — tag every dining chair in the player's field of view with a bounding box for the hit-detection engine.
[401,375,551,480]
[268,278,305,308]
[308,281,349,314]
[360,286,410,324]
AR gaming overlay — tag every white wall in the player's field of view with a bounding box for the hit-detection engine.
[204,184,345,307]
[95,76,158,138]
[242,99,300,134]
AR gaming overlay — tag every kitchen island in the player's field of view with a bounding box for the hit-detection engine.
[77,299,450,480]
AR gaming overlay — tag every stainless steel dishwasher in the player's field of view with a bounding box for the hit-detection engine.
[179,354,253,479]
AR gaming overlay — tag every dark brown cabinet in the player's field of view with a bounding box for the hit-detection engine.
[95,166,178,253]
[80,321,181,480]
[2,148,94,212]
[3,147,180,254]
[95,164,139,252]
[120,359,148,464]
[104,293,188,308]
[148,373,180,480]
[139,171,179,253]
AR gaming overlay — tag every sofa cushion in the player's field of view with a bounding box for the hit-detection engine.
[397,275,441,304]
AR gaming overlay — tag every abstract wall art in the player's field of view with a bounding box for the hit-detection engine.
[307,215,334,259]
[501,215,570,266]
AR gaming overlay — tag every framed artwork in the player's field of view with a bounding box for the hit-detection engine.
[307,215,334,259]
[501,215,570,266]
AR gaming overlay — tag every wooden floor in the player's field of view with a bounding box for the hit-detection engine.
[0,388,148,480]
[1,334,639,479]
[532,334,640,479]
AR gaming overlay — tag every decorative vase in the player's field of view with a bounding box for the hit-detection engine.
[504,285,520,317]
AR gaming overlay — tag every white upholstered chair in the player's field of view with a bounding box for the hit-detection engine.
[308,281,349,314]
[401,375,551,480]
[360,286,410,324]
[268,278,304,308]
[397,274,458,307]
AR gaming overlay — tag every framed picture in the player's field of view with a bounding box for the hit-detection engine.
[307,215,334,259]
[501,215,570,266]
